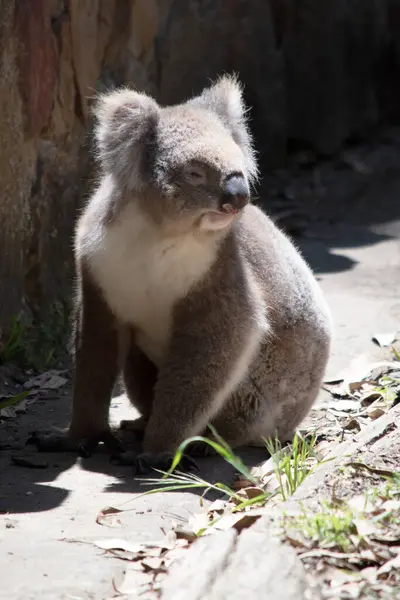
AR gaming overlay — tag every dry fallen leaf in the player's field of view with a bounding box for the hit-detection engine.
[113,568,153,595]
[348,381,363,395]
[340,151,371,175]
[250,446,292,479]
[380,499,400,512]
[11,454,49,469]
[0,407,17,419]
[299,549,362,561]
[232,477,256,490]
[353,518,379,537]
[262,472,283,494]
[234,486,266,504]
[142,556,166,573]
[360,391,383,406]
[359,548,383,563]
[326,358,399,397]
[0,397,31,419]
[207,499,227,514]
[284,532,309,549]
[24,371,68,390]
[331,399,361,412]
[359,566,379,583]
[323,566,361,587]
[377,552,400,578]
[93,537,174,561]
[187,512,212,535]
[367,407,386,420]
[315,440,336,457]
[212,509,263,534]
[348,494,376,514]
[372,332,398,348]
[108,549,142,562]
[94,538,144,554]
[337,581,364,597]
[96,506,123,528]
[321,381,348,398]
[173,525,199,542]
[372,534,400,546]
[346,462,397,478]
[343,418,362,432]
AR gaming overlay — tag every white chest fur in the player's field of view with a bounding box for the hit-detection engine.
[81,203,217,366]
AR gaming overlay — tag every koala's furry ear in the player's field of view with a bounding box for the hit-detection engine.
[190,74,258,183]
[93,88,160,190]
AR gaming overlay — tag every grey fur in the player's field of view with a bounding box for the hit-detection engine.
[69,75,332,455]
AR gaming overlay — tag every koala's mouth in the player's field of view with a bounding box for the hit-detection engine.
[221,203,240,215]
[199,205,241,231]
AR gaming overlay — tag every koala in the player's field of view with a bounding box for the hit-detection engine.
[30,75,333,474]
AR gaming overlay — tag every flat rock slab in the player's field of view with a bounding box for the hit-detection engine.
[160,404,400,599]
[161,529,307,600]
[284,402,400,512]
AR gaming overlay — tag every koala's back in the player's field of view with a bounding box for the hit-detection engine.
[237,204,331,332]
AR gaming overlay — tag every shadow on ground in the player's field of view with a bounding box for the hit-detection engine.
[0,383,269,515]
[259,154,400,276]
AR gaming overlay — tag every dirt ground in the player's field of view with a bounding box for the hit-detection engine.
[1,129,400,600]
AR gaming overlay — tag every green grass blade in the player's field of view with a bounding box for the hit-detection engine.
[0,390,29,410]
[392,346,400,361]
[165,431,257,484]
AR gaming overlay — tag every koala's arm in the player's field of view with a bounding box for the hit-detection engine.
[29,263,123,455]
[69,263,121,440]
[142,269,265,455]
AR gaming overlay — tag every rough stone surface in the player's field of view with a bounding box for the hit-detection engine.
[161,529,307,600]
[161,529,238,600]
[277,403,400,515]
[1,0,400,332]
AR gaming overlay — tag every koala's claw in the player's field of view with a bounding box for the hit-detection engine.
[185,440,219,458]
[133,452,199,476]
[26,430,124,458]
[78,430,124,458]
[26,431,78,453]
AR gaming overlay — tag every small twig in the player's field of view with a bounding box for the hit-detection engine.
[299,549,363,560]
[346,462,398,478]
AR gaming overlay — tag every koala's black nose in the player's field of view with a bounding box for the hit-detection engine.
[221,175,250,211]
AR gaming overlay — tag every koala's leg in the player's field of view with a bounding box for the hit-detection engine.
[133,294,262,475]
[184,314,332,457]
[111,340,158,465]
[28,267,123,457]
[120,337,158,434]
[211,321,331,449]
[258,322,331,443]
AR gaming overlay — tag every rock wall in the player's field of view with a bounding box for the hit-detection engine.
[0,0,399,333]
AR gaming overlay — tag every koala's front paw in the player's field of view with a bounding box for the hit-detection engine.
[77,430,124,458]
[27,429,124,459]
[185,439,219,458]
[119,418,147,442]
[133,452,199,476]
[109,450,139,466]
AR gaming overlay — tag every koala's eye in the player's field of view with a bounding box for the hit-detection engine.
[183,165,207,185]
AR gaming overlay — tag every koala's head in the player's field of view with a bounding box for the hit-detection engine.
[94,75,258,232]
